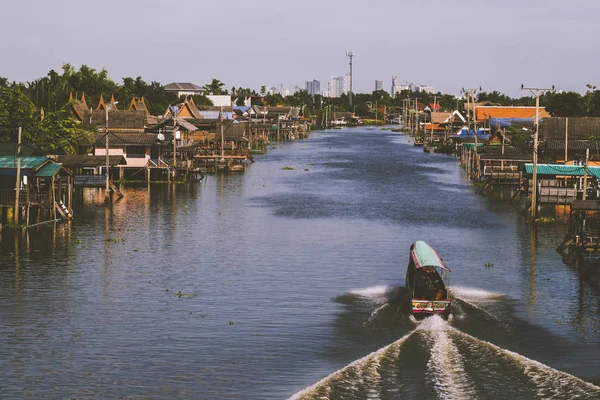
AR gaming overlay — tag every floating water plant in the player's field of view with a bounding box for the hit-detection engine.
[485,262,494,269]
[281,166,295,170]
[535,217,555,223]
[174,291,196,299]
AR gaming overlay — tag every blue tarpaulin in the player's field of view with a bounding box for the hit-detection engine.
[452,128,489,140]
[490,118,536,128]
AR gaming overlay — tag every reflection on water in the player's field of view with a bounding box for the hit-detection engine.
[1,129,600,399]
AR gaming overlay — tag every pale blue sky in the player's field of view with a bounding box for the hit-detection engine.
[1,0,598,96]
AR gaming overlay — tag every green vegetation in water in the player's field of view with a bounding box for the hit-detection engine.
[536,217,555,223]
[106,237,126,244]
[361,119,387,126]
[485,262,494,269]
[281,166,295,170]
[304,168,309,171]
[307,163,315,166]
[174,291,196,299]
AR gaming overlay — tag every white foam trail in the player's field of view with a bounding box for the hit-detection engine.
[367,303,389,323]
[453,298,501,322]
[450,286,503,322]
[449,323,600,398]
[361,356,382,400]
[348,285,391,299]
[420,316,477,400]
[450,286,504,300]
[289,331,414,400]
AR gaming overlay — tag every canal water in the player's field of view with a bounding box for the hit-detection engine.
[1,127,600,399]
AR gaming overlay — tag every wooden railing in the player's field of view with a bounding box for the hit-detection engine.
[0,188,27,204]
[0,188,52,205]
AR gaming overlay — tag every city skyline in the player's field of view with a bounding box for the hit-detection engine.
[1,0,599,96]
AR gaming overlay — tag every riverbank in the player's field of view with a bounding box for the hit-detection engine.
[1,128,600,399]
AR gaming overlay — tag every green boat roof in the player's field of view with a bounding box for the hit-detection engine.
[411,241,450,271]
[525,163,600,179]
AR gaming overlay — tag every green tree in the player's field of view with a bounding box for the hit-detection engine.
[544,91,585,117]
[203,78,226,95]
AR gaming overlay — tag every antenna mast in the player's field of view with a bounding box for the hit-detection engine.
[346,51,355,107]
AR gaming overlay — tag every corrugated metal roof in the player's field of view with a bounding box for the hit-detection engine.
[525,163,600,179]
[0,156,49,170]
[36,163,62,177]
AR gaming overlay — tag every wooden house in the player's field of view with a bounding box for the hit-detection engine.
[83,109,147,135]
[0,156,73,225]
[541,139,599,165]
[164,98,202,119]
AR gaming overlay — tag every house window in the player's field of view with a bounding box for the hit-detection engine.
[127,146,146,158]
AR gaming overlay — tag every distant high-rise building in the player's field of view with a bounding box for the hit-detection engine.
[327,75,349,97]
[391,76,399,97]
[418,85,435,94]
[305,79,321,95]
[375,80,383,91]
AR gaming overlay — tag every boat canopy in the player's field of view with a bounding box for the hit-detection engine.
[410,241,451,271]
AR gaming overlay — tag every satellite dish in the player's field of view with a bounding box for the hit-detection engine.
[157,133,165,141]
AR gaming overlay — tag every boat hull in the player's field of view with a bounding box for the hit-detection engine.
[410,299,451,315]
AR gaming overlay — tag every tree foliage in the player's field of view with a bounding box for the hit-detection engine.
[0,86,95,154]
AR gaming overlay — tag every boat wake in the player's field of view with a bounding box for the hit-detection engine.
[291,312,600,400]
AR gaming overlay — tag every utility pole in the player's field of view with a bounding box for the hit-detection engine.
[461,87,482,178]
[105,106,110,198]
[584,148,590,201]
[521,84,555,219]
[14,127,22,226]
[220,106,225,161]
[346,51,354,107]
[430,95,437,145]
[173,113,177,170]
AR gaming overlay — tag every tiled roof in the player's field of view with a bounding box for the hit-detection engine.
[164,82,203,91]
[95,133,161,146]
[431,112,452,124]
[84,110,147,130]
[475,106,551,122]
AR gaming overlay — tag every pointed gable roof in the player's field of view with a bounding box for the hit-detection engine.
[68,93,89,122]
[163,98,202,119]
[97,94,118,111]
[97,93,106,110]
[128,97,150,115]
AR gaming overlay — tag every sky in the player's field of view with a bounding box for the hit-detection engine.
[1,0,599,97]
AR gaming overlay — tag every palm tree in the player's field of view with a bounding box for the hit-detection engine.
[203,78,225,95]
